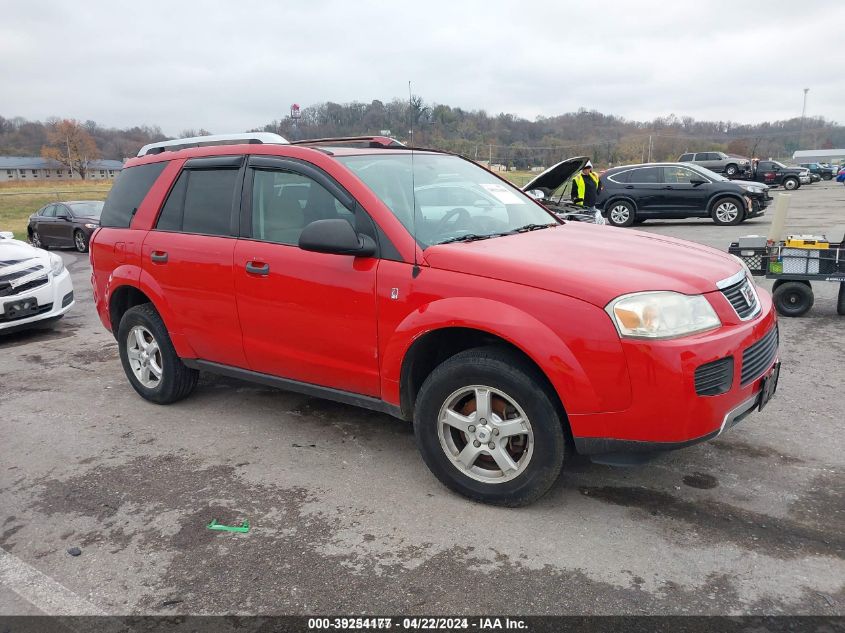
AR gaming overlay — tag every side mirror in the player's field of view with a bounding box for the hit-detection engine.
[689,178,707,186]
[298,219,376,257]
[526,189,546,201]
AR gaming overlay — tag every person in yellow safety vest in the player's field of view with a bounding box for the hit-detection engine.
[570,160,603,208]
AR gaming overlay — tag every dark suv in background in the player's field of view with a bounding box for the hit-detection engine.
[597,163,771,226]
[798,163,834,180]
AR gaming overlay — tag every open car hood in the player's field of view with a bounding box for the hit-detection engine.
[521,156,588,193]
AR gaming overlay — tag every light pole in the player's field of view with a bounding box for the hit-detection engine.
[799,88,809,150]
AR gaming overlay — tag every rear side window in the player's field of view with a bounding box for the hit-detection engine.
[100,162,166,228]
[629,167,661,183]
[156,168,238,236]
[679,153,693,162]
[608,170,630,184]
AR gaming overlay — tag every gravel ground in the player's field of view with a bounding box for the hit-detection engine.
[1,180,843,616]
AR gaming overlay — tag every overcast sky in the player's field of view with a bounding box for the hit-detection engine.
[2,1,844,135]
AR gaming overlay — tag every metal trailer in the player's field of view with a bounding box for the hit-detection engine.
[729,238,845,317]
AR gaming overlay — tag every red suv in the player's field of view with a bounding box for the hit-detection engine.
[91,134,780,506]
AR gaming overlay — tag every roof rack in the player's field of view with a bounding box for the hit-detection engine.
[290,136,406,149]
[137,132,289,157]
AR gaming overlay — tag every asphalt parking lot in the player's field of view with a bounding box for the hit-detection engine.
[1,181,843,616]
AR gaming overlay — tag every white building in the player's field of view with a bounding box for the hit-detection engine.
[0,156,124,181]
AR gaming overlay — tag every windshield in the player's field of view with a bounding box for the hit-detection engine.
[68,201,104,218]
[337,153,557,247]
[688,164,728,182]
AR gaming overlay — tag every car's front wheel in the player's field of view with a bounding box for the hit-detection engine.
[783,177,799,190]
[117,304,199,404]
[413,346,566,506]
[73,229,88,253]
[605,200,636,227]
[725,164,738,176]
[711,197,745,225]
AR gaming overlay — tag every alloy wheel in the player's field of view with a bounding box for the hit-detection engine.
[715,201,739,223]
[437,385,534,484]
[31,231,41,248]
[126,325,163,388]
[610,204,630,225]
[74,231,86,252]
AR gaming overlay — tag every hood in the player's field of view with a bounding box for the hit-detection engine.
[0,236,50,266]
[731,179,769,190]
[521,157,588,192]
[423,223,742,307]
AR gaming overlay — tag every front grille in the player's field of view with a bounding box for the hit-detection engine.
[0,275,49,297]
[0,302,52,323]
[0,261,49,297]
[721,277,759,320]
[695,357,734,396]
[741,326,779,386]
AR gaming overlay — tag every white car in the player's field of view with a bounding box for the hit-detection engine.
[0,231,74,333]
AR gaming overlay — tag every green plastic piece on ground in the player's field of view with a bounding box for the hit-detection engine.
[770,261,783,274]
[206,518,250,533]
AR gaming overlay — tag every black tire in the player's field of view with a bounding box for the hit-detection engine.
[773,281,814,317]
[73,229,88,253]
[823,174,832,181]
[605,200,636,227]
[711,197,745,226]
[782,177,799,191]
[413,346,566,506]
[725,164,738,177]
[837,283,845,316]
[31,229,46,249]
[117,303,199,404]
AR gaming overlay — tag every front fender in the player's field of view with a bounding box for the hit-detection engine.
[381,296,630,416]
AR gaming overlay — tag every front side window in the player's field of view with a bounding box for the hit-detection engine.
[337,153,556,247]
[250,170,351,245]
[156,168,238,236]
[679,153,693,162]
[664,166,698,184]
[55,205,70,218]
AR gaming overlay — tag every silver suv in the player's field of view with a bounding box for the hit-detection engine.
[678,151,750,177]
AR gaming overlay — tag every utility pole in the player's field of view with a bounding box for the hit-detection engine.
[66,135,74,179]
[489,143,492,168]
[647,135,653,162]
[799,88,810,150]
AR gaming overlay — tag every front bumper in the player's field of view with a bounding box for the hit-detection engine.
[570,286,778,455]
[0,267,74,332]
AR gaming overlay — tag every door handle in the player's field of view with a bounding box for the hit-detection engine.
[151,251,168,263]
[663,186,674,189]
[246,261,270,276]
[624,185,634,189]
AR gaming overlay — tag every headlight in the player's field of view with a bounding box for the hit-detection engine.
[606,291,721,339]
[84,223,98,229]
[743,185,763,194]
[48,252,65,275]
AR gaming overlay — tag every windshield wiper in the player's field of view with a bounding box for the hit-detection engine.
[513,223,556,233]
[437,233,498,244]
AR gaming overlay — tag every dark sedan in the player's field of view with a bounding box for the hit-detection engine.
[27,201,104,252]
[596,163,771,227]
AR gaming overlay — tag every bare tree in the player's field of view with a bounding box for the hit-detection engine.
[41,119,100,179]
